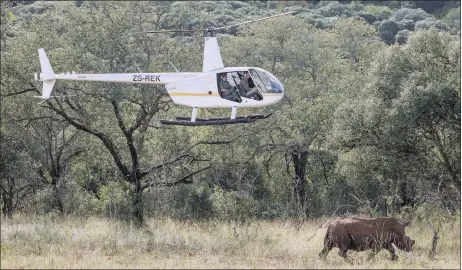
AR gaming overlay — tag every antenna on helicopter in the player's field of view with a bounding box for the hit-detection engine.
[133,61,143,73]
[168,61,179,72]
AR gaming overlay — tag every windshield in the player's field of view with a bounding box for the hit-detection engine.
[249,68,284,94]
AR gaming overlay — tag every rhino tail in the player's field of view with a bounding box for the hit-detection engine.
[323,226,331,246]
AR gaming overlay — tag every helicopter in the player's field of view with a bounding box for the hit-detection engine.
[34,11,293,126]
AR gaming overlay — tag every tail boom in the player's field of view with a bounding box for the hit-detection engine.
[35,48,198,99]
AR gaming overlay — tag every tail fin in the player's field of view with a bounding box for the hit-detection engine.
[35,48,56,99]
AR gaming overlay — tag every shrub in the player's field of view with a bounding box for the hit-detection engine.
[318,1,350,17]
[210,187,257,222]
[442,7,461,32]
[229,1,250,10]
[98,180,132,221]
[378,19,399,45]
[348,1,364,12]
[357,11,377,24]
[414,18,449,31]
[167,184,213,220]
[395,30,411,45]
[392,8,431,22]
[61,180,100,218]
[397,19,415,31]
[363,4,393,20]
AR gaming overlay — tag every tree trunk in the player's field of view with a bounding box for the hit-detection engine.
[292,150,309,216]
[2,192,13,219]
[52,184,64,215]
[132,177,144,227]
[2,178,14,219]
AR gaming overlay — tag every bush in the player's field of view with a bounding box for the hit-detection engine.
[357,12,377,24]
[395,30,411,45]
[348,1,364,12]
[397,19,415,31]
[165,184,213,220]
[442,7,461,32]
[378,19,399,45]
[61,180,100,218]
[229,1,250,10]
[98,180,132,221]
[314,17,340,29]
[318,1,350,17]
[392,8,431,22]
[210,187,257,222]
[414,18,449,31]
[363,4,393,20]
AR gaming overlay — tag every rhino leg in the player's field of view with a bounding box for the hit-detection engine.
[367,248,380,261]
[319,237,333,259]
[386,244,398,260]
[319,246,332,259]
[338,247,348,258]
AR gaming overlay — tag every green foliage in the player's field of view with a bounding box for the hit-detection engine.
[60,179,100,218]
[378,19,399,44]
[392,7,431,22]
[442,7,461,32]
[330,28,460,215]
[363,4,393,20]
[395,29,411,44]
[164,184,214,220]
[98,180,132,221]
[210,187,257,222]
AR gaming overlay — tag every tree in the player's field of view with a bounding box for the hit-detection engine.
[0,132,37,218]
[2,2,230,225]
[26,118,84,215]
[330,28,460,213]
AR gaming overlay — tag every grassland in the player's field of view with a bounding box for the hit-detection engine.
[1,215,460,269]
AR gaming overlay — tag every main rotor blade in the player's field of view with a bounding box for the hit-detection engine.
[140,11,295,34]
[142,29,204,34]
[214,11,295,31]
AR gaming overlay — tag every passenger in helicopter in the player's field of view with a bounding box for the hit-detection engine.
[219,73,241,102]
[239,71,262,100]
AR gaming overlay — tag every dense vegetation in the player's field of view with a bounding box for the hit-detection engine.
[1,0,460,231]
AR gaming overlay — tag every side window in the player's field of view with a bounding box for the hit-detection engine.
[249,69,267,93]
[227,72,239,88]
[216,72,242,103]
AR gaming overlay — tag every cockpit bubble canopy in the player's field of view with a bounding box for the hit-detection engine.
[249,68,284,94]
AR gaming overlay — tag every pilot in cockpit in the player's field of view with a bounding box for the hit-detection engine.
[219,73,241,102]
[239,71,262,100]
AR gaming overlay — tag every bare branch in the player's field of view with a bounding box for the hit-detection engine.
[44,100,131,179]
[0,88,37,99]
[140,140,232,177]
[142,165,211,190]
[319,157,330,186]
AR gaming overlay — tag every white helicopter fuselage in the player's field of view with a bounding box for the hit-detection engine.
[46,67,283,109]
[169,67,284,108]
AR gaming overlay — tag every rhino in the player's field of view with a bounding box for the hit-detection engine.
[319,217,415,260]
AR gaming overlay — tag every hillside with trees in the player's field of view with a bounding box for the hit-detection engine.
[1,0,460,228]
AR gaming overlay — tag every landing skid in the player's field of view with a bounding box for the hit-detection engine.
[160,113,272,126]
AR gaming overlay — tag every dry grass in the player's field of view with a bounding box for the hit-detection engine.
[1,215,460,269]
